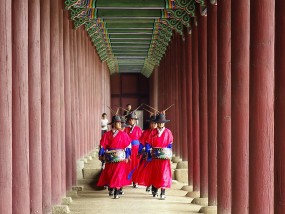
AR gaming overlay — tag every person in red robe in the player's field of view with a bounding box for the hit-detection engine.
[133,114,157,191]
[145,113,173,200]
[124,111,143,187]
[97,115,131,199]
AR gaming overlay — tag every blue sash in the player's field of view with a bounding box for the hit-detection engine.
[131,140,140,146]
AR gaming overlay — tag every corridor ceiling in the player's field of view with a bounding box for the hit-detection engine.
[65,0,206,77]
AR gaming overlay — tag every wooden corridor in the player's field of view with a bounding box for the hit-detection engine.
[1,1,285,214]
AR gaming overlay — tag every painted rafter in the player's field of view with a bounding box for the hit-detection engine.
[64,0,201,76]
[173,0,196,16]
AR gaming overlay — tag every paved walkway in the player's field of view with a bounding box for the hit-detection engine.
[68,182,201,214]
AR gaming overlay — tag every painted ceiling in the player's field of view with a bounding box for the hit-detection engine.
[64,0,206,77]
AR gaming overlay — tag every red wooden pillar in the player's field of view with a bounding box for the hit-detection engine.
[74,30,82,160]
[167,41,173,154]
[86,34,90,152]
[58,1,66,196]
[74,29,78,182]
[178,35,183,159]
[185,30,193,186]
[169,39,173,156]
[231,0,249,213]
[217,0,231,213]
[75,30,80,158]
[83,31,87,155]
[40,0,51,212]
[12,0,30,213]
[90,45,93,150]
[175,34,181,158]
[70,26,77,185]
[81,30,85,156]
[275,1,285,213]
[79,30,83,155]
[207,2,217,206]
[28,0,42,213]
[249,1,275,213]
[170,41,176,155]
[13,0,34,211]
[0,1,12,213]
[85,36,89,152]
[78,30,83,157]
[198,13,208,199]
[63,11,72,191]
[92,51,96,148]
[82,30,86,156]
[72,29,76,160]
[87,43,90,151]
[192,19,200,193]
[50,0,62,204]
[181,36,188,161]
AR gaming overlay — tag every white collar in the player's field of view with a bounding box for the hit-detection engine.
[157,127,165,137]
[112,129,119,137]
[130,125,135,133]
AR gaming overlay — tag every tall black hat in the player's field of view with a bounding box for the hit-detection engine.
[154,113,170,123]
[126,111,138,121]
[120,116,131,128]
[108,115,122,125]
[146,115,157,123]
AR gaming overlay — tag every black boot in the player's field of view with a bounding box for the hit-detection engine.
[119,187,124,195]
[114,188,120,199]
[132,182,138,188]
[146,186,151,192]
[152,186,158,197]
[108,188,114,196]
[160,188,166,200]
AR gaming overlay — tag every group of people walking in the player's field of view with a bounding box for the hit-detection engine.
[97,105,174,200]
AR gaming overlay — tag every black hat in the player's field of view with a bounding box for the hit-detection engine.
[120,116,131,128]
[120,116,126,123]
[154,113,170,123]
[108,115,122,125]
[146,115,157,123]
[126,111,138,121]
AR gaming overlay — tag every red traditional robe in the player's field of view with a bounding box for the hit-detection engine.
[97,130,131,188]
[124,125,142,178]
[133,128,156,185]
[145,127,173,188]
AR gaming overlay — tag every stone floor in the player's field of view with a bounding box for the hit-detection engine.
[68,182,201,214]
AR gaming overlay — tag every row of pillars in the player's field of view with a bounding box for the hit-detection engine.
[150,0,285,213]
[0,0,110,213]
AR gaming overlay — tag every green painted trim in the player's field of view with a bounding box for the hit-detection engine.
[174,0,196,17]
[165,9,191,27]
[161,19,184,36]
[97,9,162,18]
[65,0,194,75]
[96,0,165,8]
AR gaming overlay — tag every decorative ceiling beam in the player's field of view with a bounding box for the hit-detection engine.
[64,0,200,75]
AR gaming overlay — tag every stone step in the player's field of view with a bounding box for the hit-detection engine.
[84,160,102,169]
[171,162,178,170]
[83,168,102,179]
[172,156,182,163]
[175,168,188,183]
[172,169,176,180]
[176,161,188,169]
[76,178,105,191]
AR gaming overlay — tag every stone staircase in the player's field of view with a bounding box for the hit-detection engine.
[76,150,103,191]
